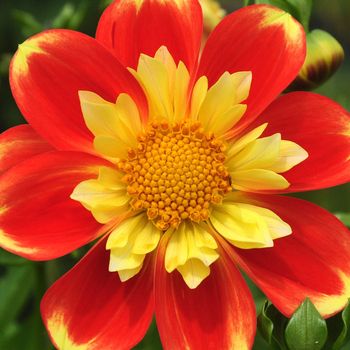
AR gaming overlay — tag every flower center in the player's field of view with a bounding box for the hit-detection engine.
[117,121,232,231]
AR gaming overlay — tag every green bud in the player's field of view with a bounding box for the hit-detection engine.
[288,29,344,91]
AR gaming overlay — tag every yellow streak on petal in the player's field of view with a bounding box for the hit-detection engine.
[309,272,350,318]
[129,0,186,12]
[47,312,93,350]
[0,228,39,256]
[12,39,46,76]
[259,6,302,44]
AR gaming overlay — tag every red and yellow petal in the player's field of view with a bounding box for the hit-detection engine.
[0,151,110,260]
[41,236,154,350]
[251,92,350,192]
[231,194,350,318]
[155,234,256,350]
[0,124,53,174]
[10,29,148,153]
[96,0,202,74]
[198,5,306,134]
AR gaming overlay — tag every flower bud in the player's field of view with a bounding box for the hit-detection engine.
[288,29,344,91]
[199,0,226,42]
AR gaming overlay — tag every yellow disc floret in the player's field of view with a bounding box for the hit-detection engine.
[117,120,232,231]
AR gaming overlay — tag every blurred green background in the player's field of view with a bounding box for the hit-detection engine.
[0,0,349,349]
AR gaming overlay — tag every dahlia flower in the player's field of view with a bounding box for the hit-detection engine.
[1,1,350,349]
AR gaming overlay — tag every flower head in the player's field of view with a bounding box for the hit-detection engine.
[1,1,350,349]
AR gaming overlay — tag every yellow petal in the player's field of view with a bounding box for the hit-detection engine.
[269,140,308,173]
[226,134,281,171]
[210,204,273,249]
[70,167,129,224]
[106,213,161,281]
[94,135,129,159]
[79,91,141,156]
[106,215,142,249]
[198,72,235,129]
[209,104,247,136]
[236,204,292,239]
[109,247,144,271]
[231,71,252,103]
[131,53,172,119]
[177,259,210,289]
[114,93,142,143]
[226,123,268,157]
[189,75,208,120]
[70,180,128,209]
[118,265,143,282]
[165,222,219,288]
[197,71,252,134]
[230,169,290,191]
[173,61,190,122]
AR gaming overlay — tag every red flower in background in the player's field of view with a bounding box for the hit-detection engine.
[1,1,350,349]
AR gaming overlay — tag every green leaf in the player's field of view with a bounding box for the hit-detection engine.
[335,213,350,227]
[0,264,35,329]
[0,248,27,265]
[0,54,12,77]
[257,301,289,349]
[285,298,328,350]
[52,2,89,30]
[258,301,274,344]
[243,0,255,5]
[12,9,43,37]
[286,0,313,30]
[52,3,75,28]
[331,301,350,350]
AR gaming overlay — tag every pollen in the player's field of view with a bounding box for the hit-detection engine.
[117,121,232,231]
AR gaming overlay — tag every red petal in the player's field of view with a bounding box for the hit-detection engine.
[0,151,110,260]
[155,234,256,350]
[231,194,350,318]
[198,5,306,134]
[10,29,148,153]
[96,0,202,73]
[0,124,53,174]
[251,92,350,192]
[41,236,154,349]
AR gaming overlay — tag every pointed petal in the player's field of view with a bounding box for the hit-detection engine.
[0,124,53,174]
[10,29,147,153]
[155,234,256,350]
[250,92,350,192]
[96,0,202,74]
[41,236,154,349]
[232,193,350,318]
[0,151,109,260]
[198,5,306,134]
